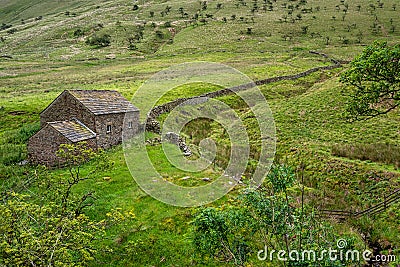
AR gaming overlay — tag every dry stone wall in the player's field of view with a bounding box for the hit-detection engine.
[163,132,192,156]
[145,51,342,134]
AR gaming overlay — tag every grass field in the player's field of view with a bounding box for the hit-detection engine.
[1,0,400,266]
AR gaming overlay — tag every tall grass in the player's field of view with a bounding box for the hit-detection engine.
[0,122,40,165]
[332,143,400,169]
[3,122,40,144]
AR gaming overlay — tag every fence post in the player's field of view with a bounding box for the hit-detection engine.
[384,194,387,211]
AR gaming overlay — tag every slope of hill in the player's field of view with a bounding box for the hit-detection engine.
[1,0,399,60]
[0,0,112,23]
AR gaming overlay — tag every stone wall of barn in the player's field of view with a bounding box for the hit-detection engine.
[95,111,140,149]
[28,125,68,166]
[40,91,96,130]
[28,125,97,167]
[122,111,142,141]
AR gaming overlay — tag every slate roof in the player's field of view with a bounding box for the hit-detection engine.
[49,119,96,143]
[68,90,139,115]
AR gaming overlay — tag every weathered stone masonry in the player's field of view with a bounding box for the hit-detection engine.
[28,90,140,167]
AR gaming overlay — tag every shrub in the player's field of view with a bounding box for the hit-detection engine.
[86,34,111,47]
[155,30,164,39]
[73,28,84,37]
[0,23,12,30]
[127,37,137,50]
[192,165,342,266]
[7,28,17,34]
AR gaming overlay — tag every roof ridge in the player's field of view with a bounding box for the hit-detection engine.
[67,89,119,92]
[48,120,71,124]
[65,89,139,115]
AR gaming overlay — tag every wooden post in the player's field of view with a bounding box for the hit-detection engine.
[384,195,387,211]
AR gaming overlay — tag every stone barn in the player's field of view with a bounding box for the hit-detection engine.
[28,90,140,166]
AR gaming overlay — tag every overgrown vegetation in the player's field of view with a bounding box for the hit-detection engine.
[0,143,135,266]
[0,122,40,165]
[332,143,400,169]
[86,34,111,48]
[193,165,353,266]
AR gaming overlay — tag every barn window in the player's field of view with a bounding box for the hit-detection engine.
[128,121,133,129]
[106,125,112,133]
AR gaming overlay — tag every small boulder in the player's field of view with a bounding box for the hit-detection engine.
[105,54,116,60]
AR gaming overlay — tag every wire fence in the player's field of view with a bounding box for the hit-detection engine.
[320,189,400,220]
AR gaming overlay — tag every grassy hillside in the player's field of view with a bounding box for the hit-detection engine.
[1,0,400,266]
[1,0,399,60]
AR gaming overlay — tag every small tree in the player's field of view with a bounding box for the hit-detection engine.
[192,164,342,266]
[128,38,137,50]
[86,34,111,48]
[56,142,109,214]
[301,25,309,34]
[178,7,184,17]
[340,41,400,119]
[201,1,208,10]
[155,30,164,39]
[356,31,363,43]
[73,28,84,37]
[0,142,123,266]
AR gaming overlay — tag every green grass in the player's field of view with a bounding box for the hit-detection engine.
[1,0,400,265]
